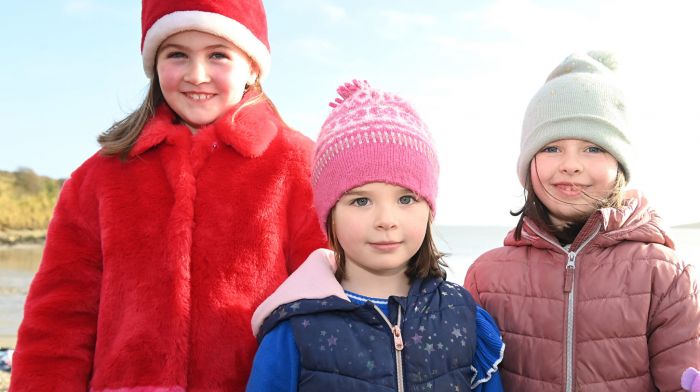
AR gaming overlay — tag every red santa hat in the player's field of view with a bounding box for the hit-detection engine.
[141,0,271,81]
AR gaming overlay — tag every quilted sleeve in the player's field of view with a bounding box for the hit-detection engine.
[10,173,102,391]
[464,260,486,308]
[648,261,700,392]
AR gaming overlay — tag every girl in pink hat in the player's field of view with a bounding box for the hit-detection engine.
[247,80,505,392]
[10,1,326,391]
[465,51,700,392]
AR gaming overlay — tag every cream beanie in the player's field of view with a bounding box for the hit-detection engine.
[517,51,633,186]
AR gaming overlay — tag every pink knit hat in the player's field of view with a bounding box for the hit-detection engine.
[312,80,439,231]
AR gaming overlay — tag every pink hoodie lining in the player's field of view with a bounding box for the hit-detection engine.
[251,248,348,336]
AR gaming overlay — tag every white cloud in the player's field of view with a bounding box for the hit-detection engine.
[377,9,437,39]
[381,10,437,28]
[62,0,130,18]
[431,35,516,60]
[317,2,347,23]
[290,37,338,65]
[283,0,347,24]
[63,0,98,14]
[472,0,583,37]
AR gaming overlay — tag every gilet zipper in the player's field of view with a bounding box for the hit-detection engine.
[373,304,404,392]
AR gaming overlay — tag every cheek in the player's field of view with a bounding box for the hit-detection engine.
[334,225,360,253]
[605,170,618,185]
[594,160,620,187]
[408,224,428,246]
[406,207,430,240]
[530,161,548,199]
[217,66,250,93]
[156,66,180,94]
[600,169,619,192]
[332,212,362,250]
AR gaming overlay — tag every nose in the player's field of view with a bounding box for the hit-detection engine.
[374,204,398,230]
[184,60,209,84]
[560,151,583,175]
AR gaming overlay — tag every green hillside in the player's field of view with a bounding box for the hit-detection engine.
[0,168,63,244]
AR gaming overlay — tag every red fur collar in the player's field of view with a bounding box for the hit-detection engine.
[131,93,279,158]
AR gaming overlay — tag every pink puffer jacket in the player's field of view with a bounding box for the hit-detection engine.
[465,191,700,392]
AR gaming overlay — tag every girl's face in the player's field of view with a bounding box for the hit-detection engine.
[156,30,257,132]
[332,182,430,279]
[531,138,619,227]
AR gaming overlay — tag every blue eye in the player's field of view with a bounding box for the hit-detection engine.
[211,52,229,60]
[399,195,417,205]
[585,146,604,153]
[351,197,369,207]
[541,146,558,153]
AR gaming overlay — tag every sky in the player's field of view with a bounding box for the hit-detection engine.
[2,0,699,227]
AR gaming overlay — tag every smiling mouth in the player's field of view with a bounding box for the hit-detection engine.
[184,93,215,101]
[553,183,586,196]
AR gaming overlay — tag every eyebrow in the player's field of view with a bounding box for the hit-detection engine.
[342,187,415,197]
[159,43,233,51]
[343,190,368,197]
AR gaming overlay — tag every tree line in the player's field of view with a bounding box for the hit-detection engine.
[0,168,63,244]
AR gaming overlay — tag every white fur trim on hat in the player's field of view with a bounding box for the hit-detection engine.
[141,10,271,81]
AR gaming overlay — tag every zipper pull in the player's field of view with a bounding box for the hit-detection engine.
[564,252,576,293]
[391,325,404,351]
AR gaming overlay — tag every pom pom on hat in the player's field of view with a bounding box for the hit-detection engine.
[312,80,439,232]
[141,0,271,80]
[517,50,633,186]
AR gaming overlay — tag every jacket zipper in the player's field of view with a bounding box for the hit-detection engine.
[564,251,577,392]
[373,304,404,392]
[524,222,599,392]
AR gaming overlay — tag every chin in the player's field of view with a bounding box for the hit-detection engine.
[184,118,215,128]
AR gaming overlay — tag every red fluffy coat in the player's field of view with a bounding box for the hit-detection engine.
[10,98,326,391]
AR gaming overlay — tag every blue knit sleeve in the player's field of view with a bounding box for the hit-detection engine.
[471,306,505,391]
[246,320,299,392]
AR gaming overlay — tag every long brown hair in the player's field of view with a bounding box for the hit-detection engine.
[97,74,164,158]
[326,209,448,282]
[97,77,286,159]
[512,156,627,242]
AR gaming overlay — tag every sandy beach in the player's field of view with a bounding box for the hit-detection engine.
[0,372,8,391]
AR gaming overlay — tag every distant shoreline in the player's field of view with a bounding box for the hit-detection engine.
[673,222,700,229]
[0,229,46,246]
[1,223,698,246]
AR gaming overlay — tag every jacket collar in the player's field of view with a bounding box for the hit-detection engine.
[505,189,674,250]
[251,249,347,337]
[596,189,675,248]
[598,189,647,232]
[130,91,279,158]
[250,247,444,337]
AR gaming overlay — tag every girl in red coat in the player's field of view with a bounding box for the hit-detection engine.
[10,1,326,391]
[464,51,700,391]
